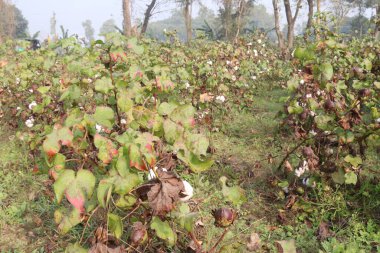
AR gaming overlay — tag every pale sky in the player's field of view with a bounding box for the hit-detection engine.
[13,0,275,39]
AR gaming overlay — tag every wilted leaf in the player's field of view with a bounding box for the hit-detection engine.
[147,170,185,215]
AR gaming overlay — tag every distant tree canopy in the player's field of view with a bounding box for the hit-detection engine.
[146,3,274,41]
[0,0,28,40]
[99,19,117,36]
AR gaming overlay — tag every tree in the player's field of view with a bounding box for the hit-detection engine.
[82,19,95,43]
[176,0,193,43]
[0,0,28,41]
[272,0,302,58]
[123,0,132,36]
[50,12,57,37]
[141,0,157,34]
[99,19,117,36]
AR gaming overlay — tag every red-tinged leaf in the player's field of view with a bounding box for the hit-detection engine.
[94,134,118,164]
[65,190,85,213]
[43,125,73,157]
[129,144,147,171]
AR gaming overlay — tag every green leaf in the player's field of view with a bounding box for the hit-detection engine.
[320,62,333,81]
[150,216,177,246]
[95,77,113,94]
[163,119,183,144]
[108,213,123,239]
[117,91,134,113]
[344,155,362,167]
[93,106,115,129]
[97,180,113,208]
[315,115,333,130]
[65,243,88,253]
[345,172,358,185]
[363,58,372,71]
[55,208,82,234]
[185,133,209,156]
[115,195,137,209]
[173,203,197,232]
[332,168,345,185]
[169,104,196,129]
[158,102,178,116]
[220,176,247,207]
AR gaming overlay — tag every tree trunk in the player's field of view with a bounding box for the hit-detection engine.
[141,0,157,35]
[183,0,192,43]
[223,0,233,41]
[123,0,132,37]
[306,0,314,31]
[272,0,286,56]
[283,0,302,57]
[234,0,246,42]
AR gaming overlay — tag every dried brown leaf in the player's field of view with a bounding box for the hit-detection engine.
[89,243,126,253]
[317,222,332,241]
[246,232,261,251]
[147,170,185,215]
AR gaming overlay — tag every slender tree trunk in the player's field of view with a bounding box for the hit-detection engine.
[183,0,192,43]
[316,0,321,39]
[123,0,132,37]
[234,0,246,42]
[141,0,157,35]
[306,0,314,31]
[272,0,285,56]
[283,0,301,57]
[223,0,233,41]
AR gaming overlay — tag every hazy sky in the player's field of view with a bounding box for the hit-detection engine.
[13,0,275,39]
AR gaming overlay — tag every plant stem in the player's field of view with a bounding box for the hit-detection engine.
[208,227,229,253]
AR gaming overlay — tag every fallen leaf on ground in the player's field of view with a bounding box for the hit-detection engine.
[246,232,261,251]
[275,239,296,253]
[317,222,332,240]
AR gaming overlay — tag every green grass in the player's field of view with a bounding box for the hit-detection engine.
[0,128,60,252]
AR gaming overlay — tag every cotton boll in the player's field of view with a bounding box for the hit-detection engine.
[180,180,194,202]
[300,79,305,85]
[28,101,37,110]
[120,118,127,124]
[95,124,103,133]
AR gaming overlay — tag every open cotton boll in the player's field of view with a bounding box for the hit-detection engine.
[95,124,103,133]
[180,180,194,202]
[147,167,167,180]
[28,101,37,110]
[120,118,127,124]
